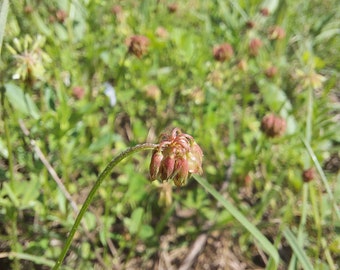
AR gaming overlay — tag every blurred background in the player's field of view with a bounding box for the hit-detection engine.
[0,0,339,269]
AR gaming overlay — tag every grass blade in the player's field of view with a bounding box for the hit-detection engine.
[301,137,340,219]
[283,228,314,270]
[0,252,72,270]
[0,0,9,55]
[193,175,280,267]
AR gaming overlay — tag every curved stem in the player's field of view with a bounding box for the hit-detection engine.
[52,143,157,270]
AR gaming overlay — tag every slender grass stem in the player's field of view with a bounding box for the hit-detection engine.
[52,143,157,270]
[289,86,313,269]
[2,97,14,183]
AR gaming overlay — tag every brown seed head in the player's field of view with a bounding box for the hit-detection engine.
[261,113,286,137]
[126,35,149,58]
[213,43,234,62]
[149,128,203,187]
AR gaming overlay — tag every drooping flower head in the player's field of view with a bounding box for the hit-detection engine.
[150,128,203,187]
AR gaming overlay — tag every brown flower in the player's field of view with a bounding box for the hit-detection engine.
[150,128,203,187]
[249,38,263,56]
[302,168,316,183]
[213,43,234,62]
[261,114,286,137]
[126,35,149,58]
[269,26,286,40]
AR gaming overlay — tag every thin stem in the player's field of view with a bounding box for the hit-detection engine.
[52,143,157,270]
[115,51,129,85]
[2,97,14,183]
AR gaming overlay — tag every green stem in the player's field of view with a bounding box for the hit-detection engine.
[2,96,14,183]
[52,143,157,270]
[115,51,129,85]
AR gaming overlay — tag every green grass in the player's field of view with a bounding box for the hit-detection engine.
[1,0,340,269]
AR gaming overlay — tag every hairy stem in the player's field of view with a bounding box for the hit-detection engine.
[52,143,157,270]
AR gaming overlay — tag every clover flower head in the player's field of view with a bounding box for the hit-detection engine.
[213,43,234,62]
[249,38,263,56]
[150,128,203,187]
[261,113,286,138]
[269,26,286,40]
[126,35,149,58]
[302,168,316,183]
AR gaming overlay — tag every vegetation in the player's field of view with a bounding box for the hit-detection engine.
[0,0,339,269]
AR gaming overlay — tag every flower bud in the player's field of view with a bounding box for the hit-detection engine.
[173,157,189,187]
[160,155,176,180]
[150,151,163,181]
[188,142,203,175]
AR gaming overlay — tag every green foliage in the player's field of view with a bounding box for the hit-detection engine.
[0,0,339,269]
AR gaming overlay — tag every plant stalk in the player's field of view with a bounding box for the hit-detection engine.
[52,143,157,270]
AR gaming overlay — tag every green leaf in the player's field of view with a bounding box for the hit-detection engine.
[193,175,280,267]
[5,83,40,119]
[129,207,144,235]
[283,228,314,270]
